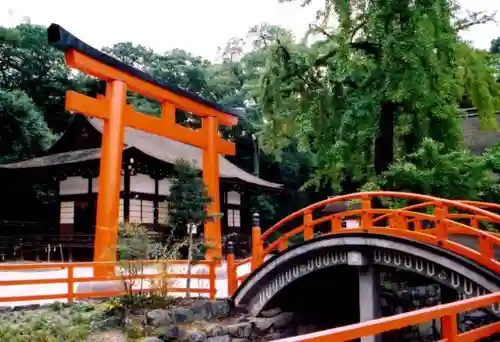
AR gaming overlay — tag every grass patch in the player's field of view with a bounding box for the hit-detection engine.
[0,302,112,342]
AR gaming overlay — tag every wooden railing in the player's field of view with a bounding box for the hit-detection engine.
[0,259,217,304]
[271,292,500,342]
[229,192,500,292]
[227,193,500,296]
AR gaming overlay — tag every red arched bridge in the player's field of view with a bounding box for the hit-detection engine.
[226,192,500,341]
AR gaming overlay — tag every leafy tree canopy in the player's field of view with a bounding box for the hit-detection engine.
[375,138,500,202]
[0,89,56,162]
[491,37,500,54]
[0,24,72,133]
[167,159,213,233]
[258,0,500,195]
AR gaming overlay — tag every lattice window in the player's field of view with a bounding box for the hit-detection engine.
[119,199,124,223]
[142,200,154,224]
[60,201,75,224]
[227,208,241,228]
[129,199,154,224]
[158,201,169,224]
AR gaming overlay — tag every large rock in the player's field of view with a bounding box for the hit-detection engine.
[204,324,228,337]
[147,309,173,327]
[190,299,231,321]
[186,331,206,342]
[227,322,253,339]
[171,307,194,324]
[206,335,231,342]
[210,300,231,317]
[154,325,182,340]
[251,312,294,332]
[191,300,215,320]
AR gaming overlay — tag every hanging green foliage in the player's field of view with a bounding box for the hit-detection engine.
[259,0,500,193]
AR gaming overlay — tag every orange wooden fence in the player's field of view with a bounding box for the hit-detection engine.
[0,259,217,304]
[271,292,500,342]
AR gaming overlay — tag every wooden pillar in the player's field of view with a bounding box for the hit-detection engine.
[93,80,126,276]
[154,178,159,225]
[55,176,61,237]
[220,185,227,236]
[240,188,248,252]
[123,159,130,223]
[202,116,221,260]
[87,176,93,230]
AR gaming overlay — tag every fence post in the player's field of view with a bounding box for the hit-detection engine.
[331,216,342,232]
[251,213,262,271]
[473,218,494,259]
[434,203,449,242]
[441,314,458,341]
[361,196,372,229]
[209,260,216,300]
[479,234,494,260]
[227,241,237,296]
[67,264,74,303]
[278,238,288,252]
[304,210,314,240]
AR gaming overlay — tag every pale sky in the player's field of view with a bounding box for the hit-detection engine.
[2,0,499,60]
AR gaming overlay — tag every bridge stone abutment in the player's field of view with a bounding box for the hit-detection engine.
[232,233,500,338]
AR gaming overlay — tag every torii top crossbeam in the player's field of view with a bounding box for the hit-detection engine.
[48,24,239,272]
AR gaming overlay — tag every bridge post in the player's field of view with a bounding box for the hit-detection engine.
[227,241,237,296]
[251,213,262,271]
[350,251,382,342]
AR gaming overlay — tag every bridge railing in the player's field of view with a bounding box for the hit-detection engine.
[227,192,500,296]
[271,291,500,342]
[0,259,217,305]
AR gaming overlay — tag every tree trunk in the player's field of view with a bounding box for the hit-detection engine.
[373,102,396,209]
[374,101,396,175]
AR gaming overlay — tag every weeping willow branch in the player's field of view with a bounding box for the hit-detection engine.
[454,10,497,31]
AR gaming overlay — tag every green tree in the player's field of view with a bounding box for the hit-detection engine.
[0,89,56,162]
[259,0,500,193]
[167,159,213,234]
[0,24,72,133]
[104,43,216,124]
[491,37,500,54]
[379,138,500,202]
[167,159,215,294]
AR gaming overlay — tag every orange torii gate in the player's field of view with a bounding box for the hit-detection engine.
[48,24,239,274]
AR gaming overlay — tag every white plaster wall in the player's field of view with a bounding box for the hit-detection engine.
[59,174,172,195]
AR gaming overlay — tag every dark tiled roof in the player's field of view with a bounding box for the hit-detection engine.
[87,118,281,189]
[0,148,106,168]
[0,118,282,189]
